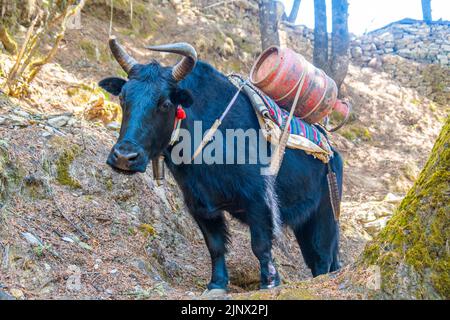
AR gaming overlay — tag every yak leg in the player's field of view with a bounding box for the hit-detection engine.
[247,204,280,289]
[193,212,229,290]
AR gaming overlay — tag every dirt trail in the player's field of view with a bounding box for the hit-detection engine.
[0,2,447,300]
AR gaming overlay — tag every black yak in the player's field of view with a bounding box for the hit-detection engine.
[99,37,343,294]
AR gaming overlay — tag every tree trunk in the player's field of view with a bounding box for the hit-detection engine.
[362,116,450,299]
[0,0,37,26]
[330,0,349,91]
[287,0,301,24]
[421,0,432,23]
[258,0,280,51]
[313,0,328,73]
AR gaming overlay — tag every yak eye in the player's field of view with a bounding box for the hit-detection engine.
[159,100,173,113]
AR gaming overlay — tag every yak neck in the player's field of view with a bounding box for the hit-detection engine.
[179,61,241,124]
[162,61,249,170]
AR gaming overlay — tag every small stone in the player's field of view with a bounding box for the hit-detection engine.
[78,241,92,251]
[44,125,55,132]
[10,288,24,299]
[110,269,118,274]
[368,57,382,69]
[94,259,102,270]
[107,121,121,131]
[21,232,43,246]
[384,193,403,203]
[357,210,377,223]
[42,131,53,138]
[12,109,30,118]
[130,205,141,216]
[47,115,71,128]
[351,46,363,58]
[378,32,394,42]
[8,114,28,126]
[361,44,373,52]
[62,236,75,243]
[0,116,5,125]
[440,44,450,52]
[364,217,389,235]
[67,118,77,126]
[66,265,82,291]
[438,57,448,65]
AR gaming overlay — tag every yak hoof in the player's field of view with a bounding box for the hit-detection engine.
[201,288,228,298]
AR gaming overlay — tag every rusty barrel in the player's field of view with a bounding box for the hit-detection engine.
[250,46,349,126]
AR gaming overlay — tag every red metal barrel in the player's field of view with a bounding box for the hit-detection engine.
[250,46,349,126]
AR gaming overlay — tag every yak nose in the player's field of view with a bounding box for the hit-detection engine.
[108,142,143,171]
[113,148,138,161]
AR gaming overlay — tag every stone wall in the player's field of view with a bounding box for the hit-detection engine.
[352,19,450,67]
[380,55,449,105]
[281,19,450,68]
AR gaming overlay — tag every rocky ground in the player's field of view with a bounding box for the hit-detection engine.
[0,1,448,300]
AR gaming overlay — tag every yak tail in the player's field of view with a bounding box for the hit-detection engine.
[264,175,282,239]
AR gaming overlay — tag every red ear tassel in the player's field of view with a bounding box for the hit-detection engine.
[176,105,186,120]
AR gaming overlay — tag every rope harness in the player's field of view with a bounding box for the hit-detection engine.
[268,57,309,175]
[191,80,249,161]
[190,64,307,175]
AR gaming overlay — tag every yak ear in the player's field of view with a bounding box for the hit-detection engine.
[170,88,193,108]
[98,77,127,96]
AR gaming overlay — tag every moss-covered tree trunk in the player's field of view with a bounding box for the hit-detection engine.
[362,116,449,299]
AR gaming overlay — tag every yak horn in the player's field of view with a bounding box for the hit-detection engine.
[109,36,137,74]
[146,42,197,81]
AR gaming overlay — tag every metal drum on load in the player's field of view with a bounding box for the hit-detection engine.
[250,46,349,126]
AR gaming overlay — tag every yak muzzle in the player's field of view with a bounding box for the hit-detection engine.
[107,141,147,173]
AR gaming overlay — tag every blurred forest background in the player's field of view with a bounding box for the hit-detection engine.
[0,0,448,300]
